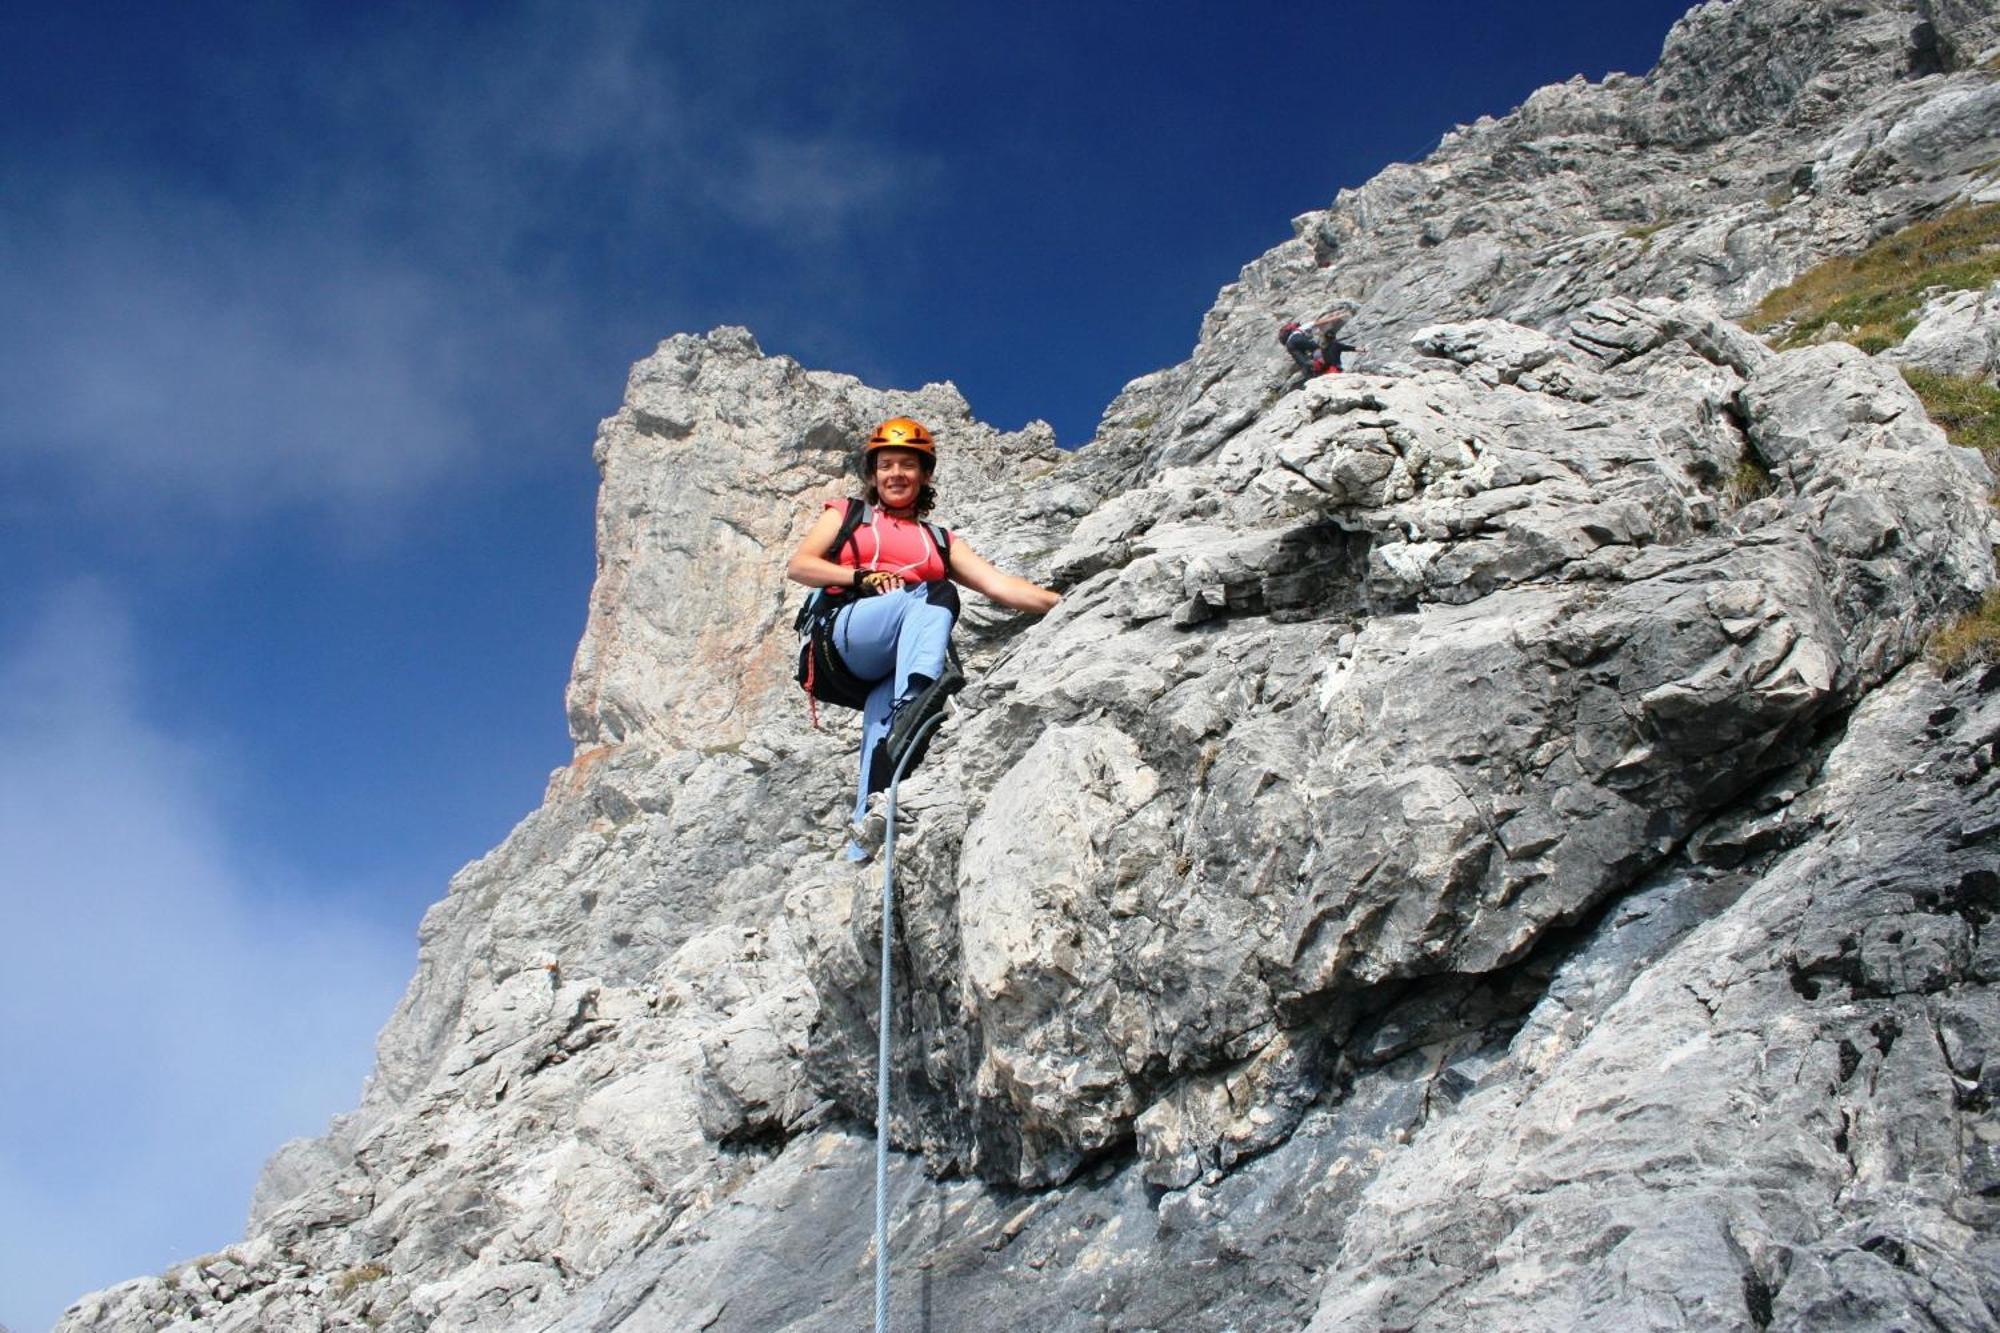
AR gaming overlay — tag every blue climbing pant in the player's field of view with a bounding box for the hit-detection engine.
[831,581,958,852]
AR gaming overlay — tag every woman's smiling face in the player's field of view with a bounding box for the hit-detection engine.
[871,447,929,509]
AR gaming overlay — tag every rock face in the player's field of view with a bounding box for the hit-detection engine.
[58,2,2000,1331]
[1886,280,2000,381]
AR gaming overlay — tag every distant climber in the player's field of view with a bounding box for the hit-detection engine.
[787,417,1060,860]
[1280,304,1359,377]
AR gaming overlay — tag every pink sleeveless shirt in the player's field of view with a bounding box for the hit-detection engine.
[826,500,951,583]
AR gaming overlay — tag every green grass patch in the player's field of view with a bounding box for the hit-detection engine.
[1850,319,1920,354]
[1749,203,2000,350]
[1900,366,2000,463]
[1723,457,1775,506]
[1930,589,2000,677]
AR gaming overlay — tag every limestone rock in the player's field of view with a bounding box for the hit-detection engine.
[1884,279,2000,381]
[1304,665,2000,1333]
[850,299,1988,1190]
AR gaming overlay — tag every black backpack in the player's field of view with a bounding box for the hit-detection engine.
[794,498,953,716]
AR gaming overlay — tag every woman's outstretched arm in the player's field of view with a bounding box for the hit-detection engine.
[949,542,1060,614]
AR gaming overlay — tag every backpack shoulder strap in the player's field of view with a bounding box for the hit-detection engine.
[924,521,952,572]
[826,497,871,563]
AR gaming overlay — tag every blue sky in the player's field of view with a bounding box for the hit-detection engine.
[1,3,1694,1327]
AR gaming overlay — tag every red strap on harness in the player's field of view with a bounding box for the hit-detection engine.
[803,645,822,730]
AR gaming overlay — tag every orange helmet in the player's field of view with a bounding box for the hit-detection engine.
[863,417,936,468]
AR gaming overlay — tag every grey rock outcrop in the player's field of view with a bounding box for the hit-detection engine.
[1307,661,2000,1333]
[56,2,2000,1331]
[1886,280,2000,381]
[870,308,1987,1196]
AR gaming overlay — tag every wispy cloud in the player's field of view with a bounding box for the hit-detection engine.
[0,2,932,533]
[0,584,412,1333]
[0,190,473,526]
[721,133,937,245]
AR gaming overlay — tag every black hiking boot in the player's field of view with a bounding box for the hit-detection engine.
[879,661,965,780]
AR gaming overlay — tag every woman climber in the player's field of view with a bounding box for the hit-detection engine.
[787,416,1059,860]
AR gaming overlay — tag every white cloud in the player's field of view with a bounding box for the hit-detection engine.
[0,584,413,1333]
[721,133,937,244]
[0,191,477,526]
[0,4,933,534]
